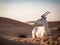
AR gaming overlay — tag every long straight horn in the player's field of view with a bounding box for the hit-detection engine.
[43,11,50,16]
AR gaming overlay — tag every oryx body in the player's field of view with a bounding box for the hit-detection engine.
[32,11,51,38]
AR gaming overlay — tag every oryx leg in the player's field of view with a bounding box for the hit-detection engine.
[32,27,37,38]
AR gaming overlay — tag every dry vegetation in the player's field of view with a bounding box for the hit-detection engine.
[0,35,60,45]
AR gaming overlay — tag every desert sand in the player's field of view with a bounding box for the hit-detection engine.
[0,17,60,45]
[0,35,60,45]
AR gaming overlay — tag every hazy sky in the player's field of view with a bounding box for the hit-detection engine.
[0,0,60,22]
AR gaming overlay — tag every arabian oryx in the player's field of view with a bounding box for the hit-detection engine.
[32,11,51,38]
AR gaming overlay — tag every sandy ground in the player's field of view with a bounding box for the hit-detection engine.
[0,34,60,45]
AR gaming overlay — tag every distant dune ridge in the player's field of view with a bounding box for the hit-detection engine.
[26,21,60,27]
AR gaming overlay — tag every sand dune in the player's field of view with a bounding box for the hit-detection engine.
[0,17,33,38]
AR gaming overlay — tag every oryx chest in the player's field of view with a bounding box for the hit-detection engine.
[36,26,47,37]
